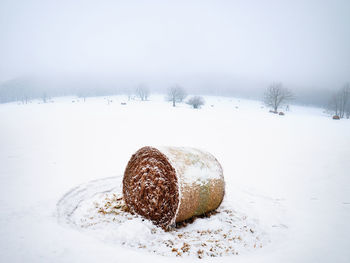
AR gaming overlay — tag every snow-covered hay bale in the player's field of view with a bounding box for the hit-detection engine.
[123,146,225,229]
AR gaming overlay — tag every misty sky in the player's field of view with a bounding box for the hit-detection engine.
[0,0,349,89]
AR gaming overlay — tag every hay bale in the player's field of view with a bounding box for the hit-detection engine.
[123,146,225,229]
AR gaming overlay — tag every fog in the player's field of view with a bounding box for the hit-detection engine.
[0,0,349,104]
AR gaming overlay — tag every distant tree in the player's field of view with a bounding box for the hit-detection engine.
[328,83,350,118]
[166,85,187,107]
[339,83,349,118]
[187,96,205,109]
[328,93,340,117]
[346,97,350,119]
[42,93,47,103]
[136,84,150,101]
[126,88,132,101]
[263,82,294,112]
[77,91,86,102]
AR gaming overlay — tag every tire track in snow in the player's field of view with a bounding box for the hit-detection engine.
[56,176,122,226]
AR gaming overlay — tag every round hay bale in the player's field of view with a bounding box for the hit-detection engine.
[123,146,225,229]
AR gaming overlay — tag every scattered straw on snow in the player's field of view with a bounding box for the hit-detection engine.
[58,176,269,259]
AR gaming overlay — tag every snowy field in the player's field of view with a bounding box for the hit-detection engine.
[0,94,349,262]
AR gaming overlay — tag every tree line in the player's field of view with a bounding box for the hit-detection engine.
[0,77,349,117]
[262,82,349,119]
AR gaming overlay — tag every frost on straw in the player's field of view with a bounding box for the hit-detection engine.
[123,146,225,229]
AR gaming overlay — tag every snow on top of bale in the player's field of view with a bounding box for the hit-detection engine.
[158,146,223,186]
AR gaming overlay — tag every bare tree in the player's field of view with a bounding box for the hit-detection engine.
[136,84,150,101]
[328,93,340,117]
[126,88,132,101]
[166,85,187,107]
[42,92,47,103]
[328,83,350,118]
[346,98,350,119]
[339,83,349,118]
[263,82,294,113]
[187,96,205,109]
[77,90,87,102]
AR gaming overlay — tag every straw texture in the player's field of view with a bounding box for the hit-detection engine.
[123,146,225,228]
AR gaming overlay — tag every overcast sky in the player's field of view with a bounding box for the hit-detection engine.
[0,0,349,89]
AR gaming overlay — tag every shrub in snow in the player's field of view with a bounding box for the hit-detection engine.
[279,112,285,116]
[187,96,205,109]
[333,115,340,120]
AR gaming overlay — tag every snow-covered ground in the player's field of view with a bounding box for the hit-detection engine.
[0,94,349,262]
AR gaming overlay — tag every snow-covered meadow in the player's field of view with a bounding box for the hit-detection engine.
[0,95,349,262]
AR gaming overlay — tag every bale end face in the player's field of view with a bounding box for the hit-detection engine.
[123,147,179,228]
